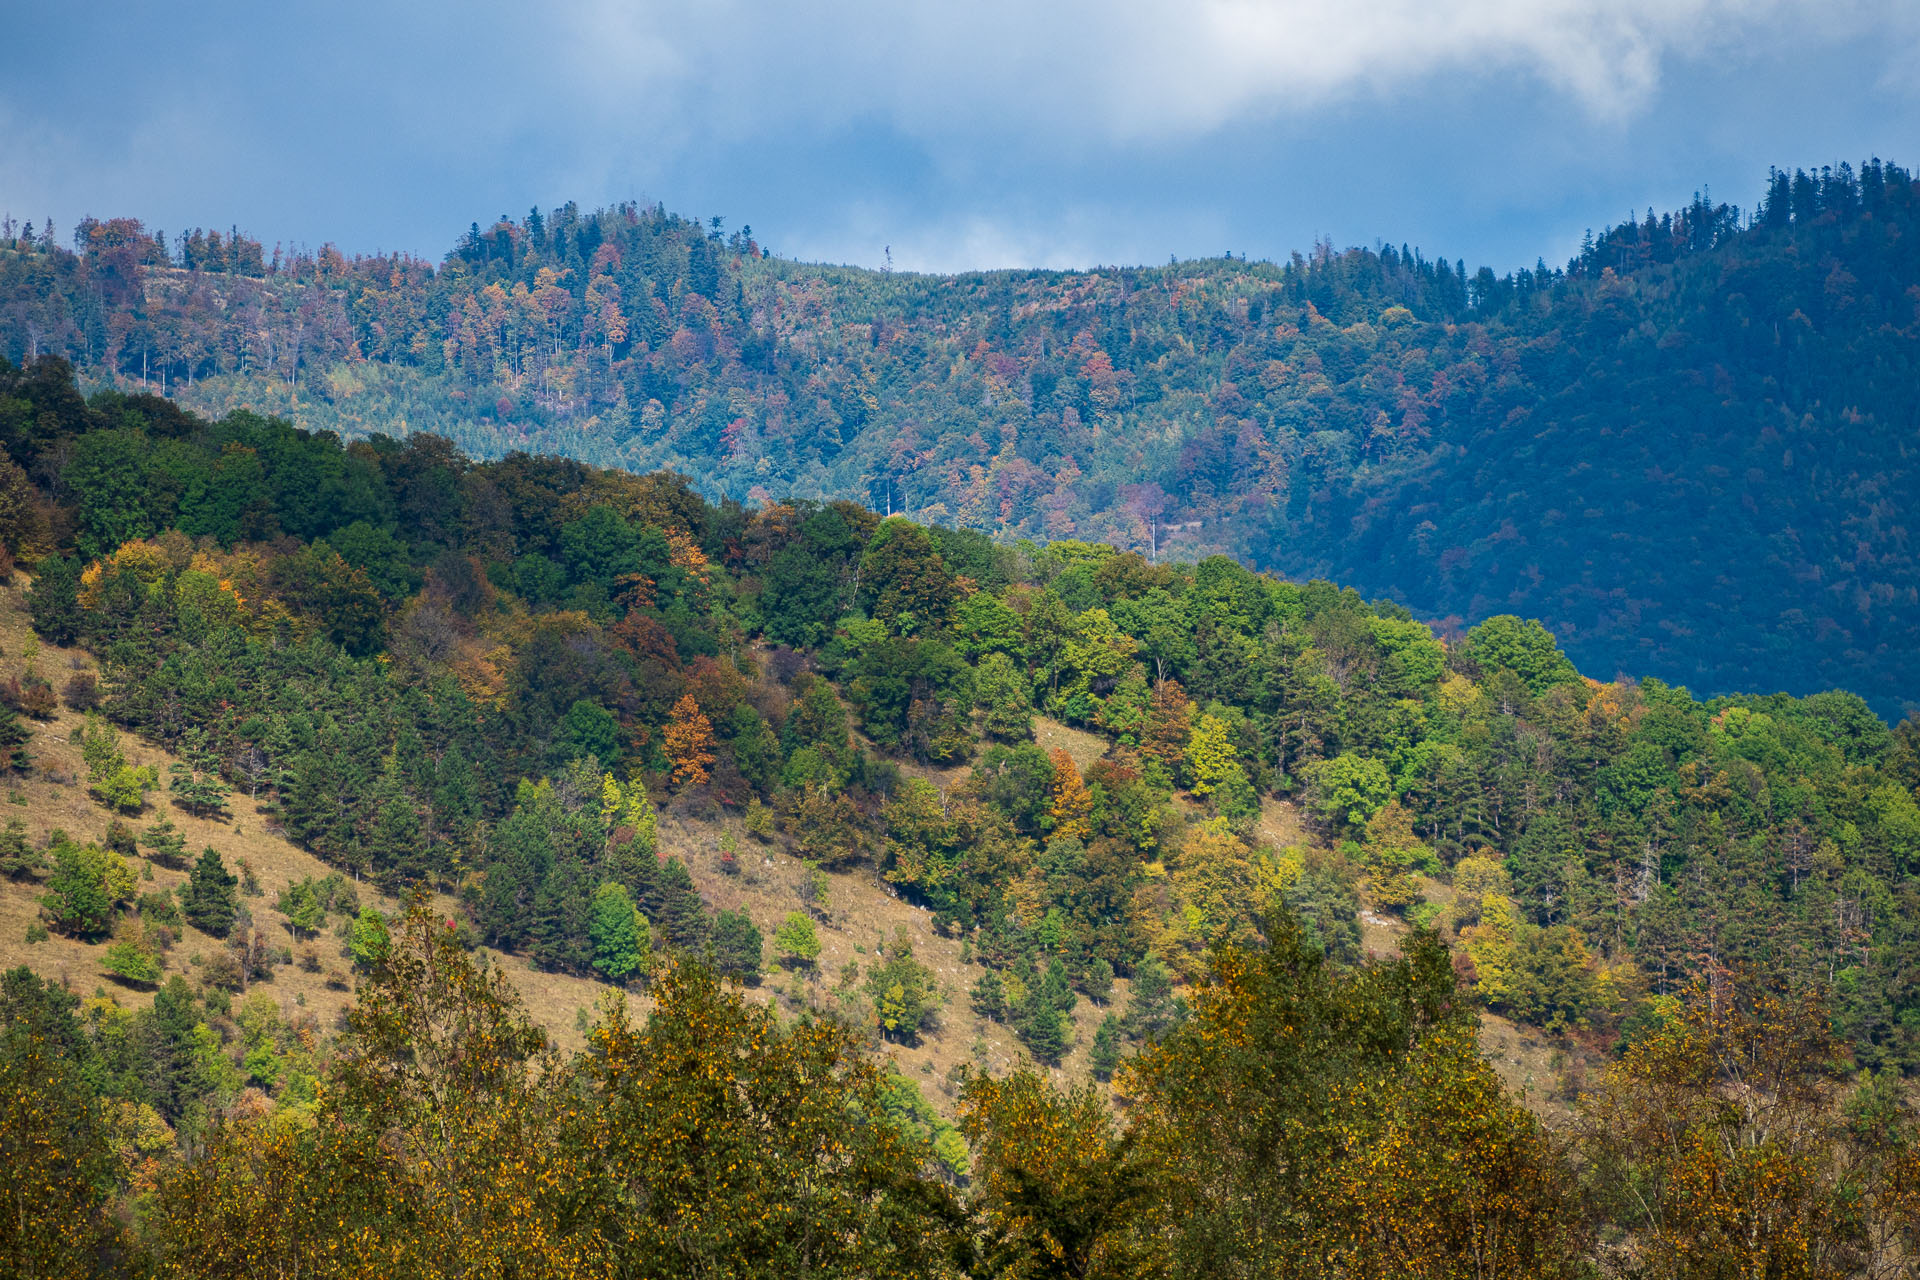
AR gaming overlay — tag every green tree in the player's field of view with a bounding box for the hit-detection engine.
[1124,953,1179,1043]
[348,907,391,972]
[971,969,1007,1022]
[140,813,188,868]
[865,931,938,1043]
[276,878,325,939]
[39,837,130,939]
[859,518,957,634]
[1461,615,1580,694]
[1184,712,1238,795]
[710,908,763,980]
[102,935,162,986]
[772,910,820,968]
[180,847,238,937]
[975,650,1035,742]
[26,554,84,646]
[1089,1013,1124,1082]
[1307,752,1393,832]
[587,881,649,982]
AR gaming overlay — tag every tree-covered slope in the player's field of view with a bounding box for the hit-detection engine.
[2,362,1920,1275]
[2,160,1916,716]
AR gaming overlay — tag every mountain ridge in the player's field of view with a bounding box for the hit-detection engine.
[3,158,1916,715]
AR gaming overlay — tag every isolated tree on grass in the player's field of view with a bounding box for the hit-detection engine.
[180,847,238,936]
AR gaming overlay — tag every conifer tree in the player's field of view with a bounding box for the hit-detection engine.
[1089,1013,1124,1082]
[180,847,238,937]
[710,908,762,980]
[1125,953,1179,1042]
[971,969,1007,1022]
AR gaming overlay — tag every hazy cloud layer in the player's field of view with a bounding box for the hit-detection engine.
[2,0,1915,271]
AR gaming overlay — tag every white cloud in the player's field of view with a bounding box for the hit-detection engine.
[559,0,1881,151]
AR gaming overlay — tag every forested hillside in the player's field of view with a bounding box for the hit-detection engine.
[3,159,1917,716]
[4,362,1920,1273]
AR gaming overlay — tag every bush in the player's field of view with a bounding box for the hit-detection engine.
[61,671,100,711]
[0,675,58,719]
[102,938,162,986]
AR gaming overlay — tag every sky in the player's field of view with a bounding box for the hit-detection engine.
[3,0,1917,275]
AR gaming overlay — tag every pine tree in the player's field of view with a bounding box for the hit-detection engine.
[0,700,30,773]
[1016,993,1068,1066]
[0,819,40,879]
[1125,953,1178,1042]
[1089,1013,1124,1081]
[971,969,1007,1021]
[655,857,709,951]
[710,909,762,980]
[180,847,238,937]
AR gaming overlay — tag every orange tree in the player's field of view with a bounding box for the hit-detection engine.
[1119,912,1581,1278]
[576,958,965,1278]
[1577,980,1920,1279]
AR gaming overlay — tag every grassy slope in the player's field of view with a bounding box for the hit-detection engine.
[0,576,1566,1113]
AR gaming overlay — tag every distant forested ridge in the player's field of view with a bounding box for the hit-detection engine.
[3,159,1916,715]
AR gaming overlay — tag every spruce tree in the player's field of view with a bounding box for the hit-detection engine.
[1125,953,1178,1042]
[180,847,238,937]
[0,701,30,773]
[970,969,1006,1021]
[1016,994,1068,1066]
[1089,1013,1124,1082]
[655,857,709,951]
[710,909,762,980]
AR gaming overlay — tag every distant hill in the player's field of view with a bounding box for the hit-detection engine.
[3,159,1916,714]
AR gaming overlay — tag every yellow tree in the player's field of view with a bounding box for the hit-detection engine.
[1183,713,1236,795]
[1577,982,1920,1279]
[1123,914,1580,1278]
[1046,748,1094,842]
[663,693,717,790]
[959,1069,1152,1280]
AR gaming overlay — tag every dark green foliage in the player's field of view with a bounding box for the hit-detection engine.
[1124,954,1179,1043]
[970,969,1006,1021]
[1089,1012,1124,1082]
[0,821,39,879]
[709,908,762,980]
[180,847,238,936]
[14,164,1920,714]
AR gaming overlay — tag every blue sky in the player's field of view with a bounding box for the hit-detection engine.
[4,0,1917,274]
